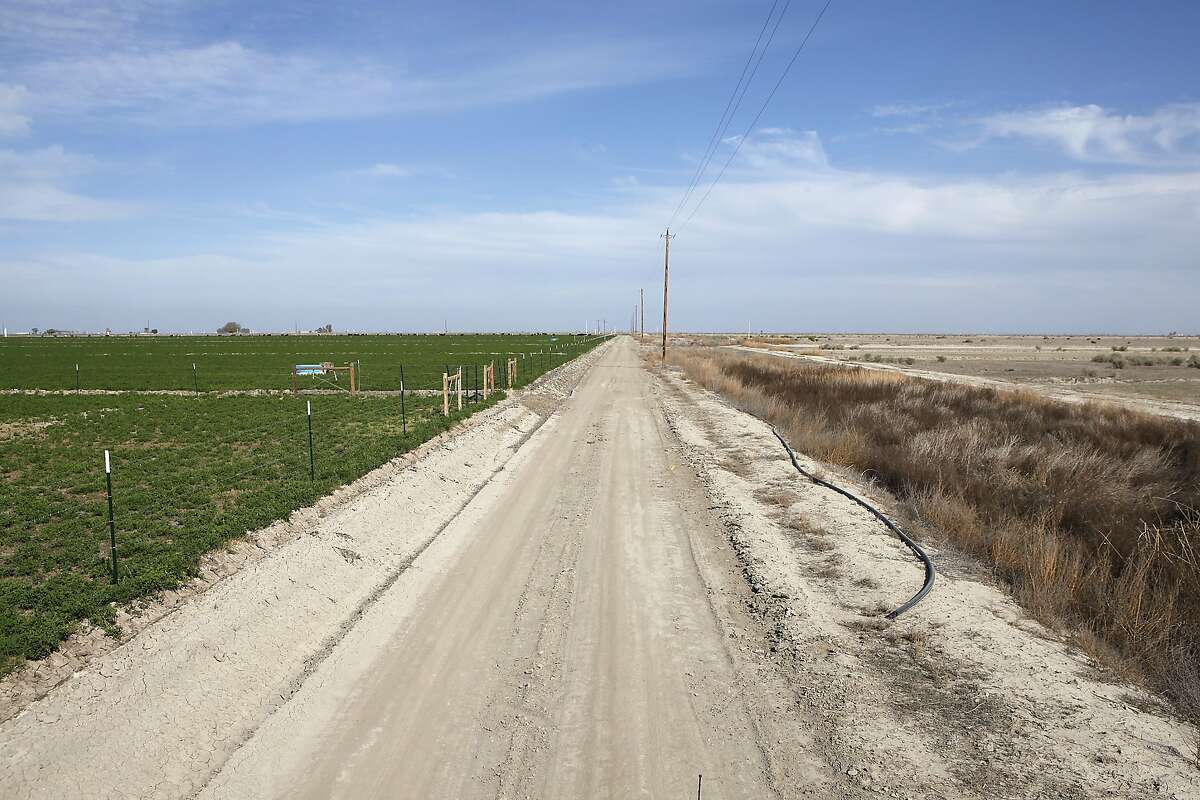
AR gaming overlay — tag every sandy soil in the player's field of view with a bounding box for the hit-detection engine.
[731,344,1200,423]
[2,336,1196,799]
[657,351,1199,799]
[199,337,816,800]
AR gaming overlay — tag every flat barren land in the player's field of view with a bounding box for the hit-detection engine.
[2,337,1197,799]
[736,333,1200,421]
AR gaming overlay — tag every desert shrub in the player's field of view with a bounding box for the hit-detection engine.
[669,347,1200,718]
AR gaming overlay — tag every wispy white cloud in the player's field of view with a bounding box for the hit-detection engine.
[351,163,419,178]
[0,144,97,180]
[869,102,951,119]
[675,131,1200,242]
[0,0,178,55]
[13,36,688,128]
[0,85,31,137]
[9,129,1199,331]
[0,144,126,221]
[727,128,829,173]
[343,163,456,180]
[23,42,394,126]
[0,183,129,221]
[974,103,1200,166]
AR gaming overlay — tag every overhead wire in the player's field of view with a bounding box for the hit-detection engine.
[666,0,788,229]
[675,0,835,235]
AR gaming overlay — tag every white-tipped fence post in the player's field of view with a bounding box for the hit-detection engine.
[307,401,315,480]
[104,450,117,583]
[399,365,407,433]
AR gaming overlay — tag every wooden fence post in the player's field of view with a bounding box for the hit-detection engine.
[443,372,449,417]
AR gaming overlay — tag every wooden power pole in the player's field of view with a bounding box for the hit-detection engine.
[661,228,673,363]
[640,288,644,341]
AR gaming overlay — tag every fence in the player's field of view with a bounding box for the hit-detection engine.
[0,337,611,671]
[0,334,612,393]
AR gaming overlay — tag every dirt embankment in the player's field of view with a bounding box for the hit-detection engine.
[655,361,1199,799]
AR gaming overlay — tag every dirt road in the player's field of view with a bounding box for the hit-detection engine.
[200,336,812,798]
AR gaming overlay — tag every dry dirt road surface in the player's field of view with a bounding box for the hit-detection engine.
[199,337,812,799]
[3,337,1197,800]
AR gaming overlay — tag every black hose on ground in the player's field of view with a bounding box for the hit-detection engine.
[770,425,935,619]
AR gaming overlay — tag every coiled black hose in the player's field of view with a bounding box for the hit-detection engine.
[770,425,935,618]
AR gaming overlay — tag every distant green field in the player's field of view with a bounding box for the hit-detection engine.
[0,333,595,391]
[0,334,608,673]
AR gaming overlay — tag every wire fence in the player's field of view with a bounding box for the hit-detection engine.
[0,336,611,670]
[0,334,611,392]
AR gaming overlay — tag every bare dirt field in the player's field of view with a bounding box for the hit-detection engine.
[1,336,1196,799]
[731,333,1200,421]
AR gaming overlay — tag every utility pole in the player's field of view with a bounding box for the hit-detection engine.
[661,227,673,363]
[640,288,644,341]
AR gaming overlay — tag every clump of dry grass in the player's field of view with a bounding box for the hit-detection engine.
[754,486,797,509]
[719,455,752,477]
[669,346,1200,720]
[784,516,836,552]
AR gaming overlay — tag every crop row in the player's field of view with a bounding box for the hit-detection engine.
[0,336,606,673]
[0,333,601,391]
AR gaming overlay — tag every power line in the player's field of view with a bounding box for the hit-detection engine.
[676,0,835,235]
[666,0,788,229]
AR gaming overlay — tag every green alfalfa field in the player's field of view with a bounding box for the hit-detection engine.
[0,333,607,674]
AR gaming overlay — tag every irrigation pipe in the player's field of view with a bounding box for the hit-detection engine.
[769,425,935,618]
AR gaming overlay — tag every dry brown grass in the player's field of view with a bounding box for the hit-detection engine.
[754,486,797,509]
[719,455,752,477]
[783,516,836,552]
[669,346,1200,720]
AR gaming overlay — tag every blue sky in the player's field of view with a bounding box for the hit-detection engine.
[2,0,1198,333]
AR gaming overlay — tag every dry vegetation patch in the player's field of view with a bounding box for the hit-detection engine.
[668,346,1200,721]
